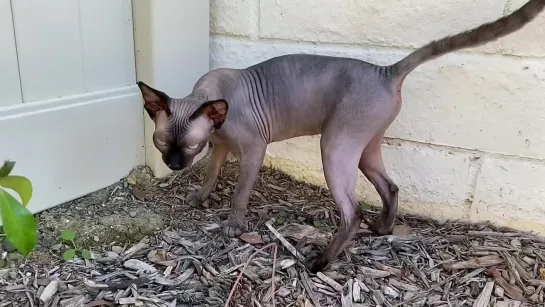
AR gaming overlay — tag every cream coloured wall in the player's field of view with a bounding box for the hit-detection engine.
[209,0,545,234]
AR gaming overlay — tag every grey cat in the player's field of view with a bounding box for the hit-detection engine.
[137,0,545,273]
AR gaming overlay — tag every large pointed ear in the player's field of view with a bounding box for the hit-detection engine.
[137,81,171,118]
[190,99,229,129]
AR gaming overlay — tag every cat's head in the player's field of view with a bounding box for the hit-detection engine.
[137,81,228,170]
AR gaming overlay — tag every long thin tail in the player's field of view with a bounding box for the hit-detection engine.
[388,0,545,80]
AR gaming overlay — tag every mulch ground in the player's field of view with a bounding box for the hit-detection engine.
[1,156,545,307]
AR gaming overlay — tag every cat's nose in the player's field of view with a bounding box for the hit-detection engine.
[168,162,183,170]
[166,149,186,170]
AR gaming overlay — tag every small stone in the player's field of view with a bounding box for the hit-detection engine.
[392,224,412,236]
[39,280,59,303]
[383,285,400,298]
[129,211,137,218]
[8,271,17,279]
[51,243,64,251]
[112,246,124,253]
[95,256,115,264]
[106,251,119,259]
[277,287,291,297]
[510,239,522,249]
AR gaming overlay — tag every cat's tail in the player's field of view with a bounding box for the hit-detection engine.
[388,0,545,81]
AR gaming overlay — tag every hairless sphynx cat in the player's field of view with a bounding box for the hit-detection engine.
[136,0,545,273]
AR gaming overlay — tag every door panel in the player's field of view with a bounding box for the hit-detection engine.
[12,0,85,102]
[0,0,22,107]
[79,0,136,91]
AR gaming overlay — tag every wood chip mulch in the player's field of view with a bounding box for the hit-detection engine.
[1,159,545,307]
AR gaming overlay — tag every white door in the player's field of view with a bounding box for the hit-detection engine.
[0,0,144,216]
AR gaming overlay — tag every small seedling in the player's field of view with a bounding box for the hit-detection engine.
[359,202,372,211]
[313,219,334,232]
[275,212,287,226]
[61,229,94,261]
[313,220,323,228]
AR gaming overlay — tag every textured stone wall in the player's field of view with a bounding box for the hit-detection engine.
[209,0,545,234]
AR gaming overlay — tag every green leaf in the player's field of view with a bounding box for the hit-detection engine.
[0,175,33,206]
[63,249,76,261]
[276,216,286,225]
[0,190,37,256]
[81,249,94,260]
[0,161,15,178]
[313,220,323,228]
[61,230,76,242]
[359,202,372,211]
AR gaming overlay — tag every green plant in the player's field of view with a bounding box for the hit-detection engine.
[0,160,37,256]
[60,229,95,261]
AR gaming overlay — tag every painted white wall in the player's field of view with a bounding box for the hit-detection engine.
[0,88,143,216]
[0,0,144,218]
[0,0,22,107]
[210,0,545,234]
[133,0,210,177]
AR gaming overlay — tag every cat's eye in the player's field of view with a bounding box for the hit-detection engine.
[155,138,167,147]
[187,143,199,150]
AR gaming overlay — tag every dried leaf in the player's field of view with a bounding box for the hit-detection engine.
[444,255,504,270]
[317,272,343,292]
[132,187,147,201]
[239,232,264,245]
[488,268,527,302]
[280,223,331,247]
[358,265,390,278]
